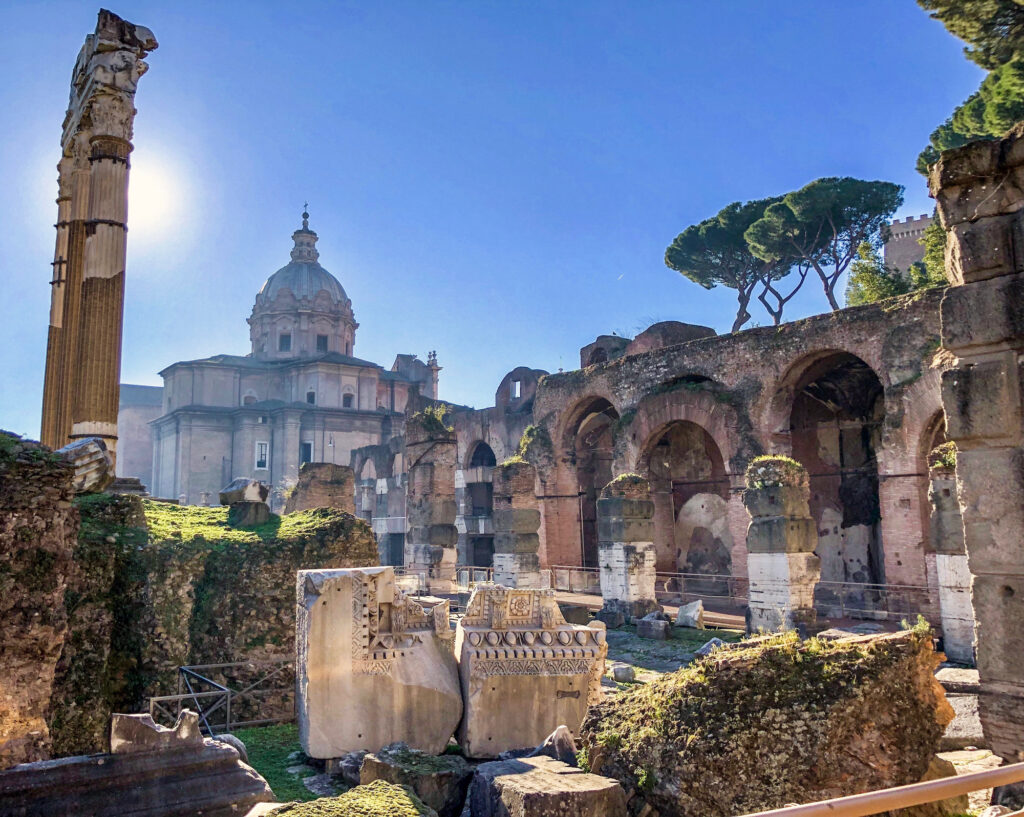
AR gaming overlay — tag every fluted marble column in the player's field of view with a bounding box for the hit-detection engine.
[39,10,156,461]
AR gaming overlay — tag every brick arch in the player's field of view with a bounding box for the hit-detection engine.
[465,439,497,469]
[760,346,887,452]
[626,389,742,476]
[556,392,621,458]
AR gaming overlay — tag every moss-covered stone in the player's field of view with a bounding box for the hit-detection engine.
[745,455,808,490]
[580,628,953,817]
[47,496,379,756]
[270,780,438,816]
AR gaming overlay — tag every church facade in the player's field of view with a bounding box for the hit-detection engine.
[148,212,439,506]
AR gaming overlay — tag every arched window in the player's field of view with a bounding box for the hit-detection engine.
[243,394,257,406]
[306,391,316,405]
[343,393,354,409]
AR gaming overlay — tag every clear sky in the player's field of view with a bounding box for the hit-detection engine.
[0,1,984,437]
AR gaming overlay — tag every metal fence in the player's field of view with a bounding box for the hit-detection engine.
[148,657,293,735]
[549,564,949,627]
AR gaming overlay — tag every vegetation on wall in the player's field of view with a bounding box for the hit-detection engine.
[845,232,947,307]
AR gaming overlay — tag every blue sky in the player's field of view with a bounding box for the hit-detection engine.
[0,1,983,436]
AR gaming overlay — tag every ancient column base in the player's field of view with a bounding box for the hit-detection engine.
[935,552,975,665]
[597,541,661,626]
[747,552,821,635]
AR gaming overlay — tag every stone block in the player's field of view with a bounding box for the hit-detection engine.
[595,608,625,629]
[227,501,271,527]
[597,516,655,543]
[494,532,541,555]
[595,497,653,520]
[455,586,607,758]
[296,567,462,758]
[637,618,668,640]
[284,463,355,514]
[941,357,1020,444]
[743,485,810,519]
[492,508,541,534]
[219,478,269,505]
[558,605,593,626]
[946,216,1018,284]
[940,273,1024,351]
[676,599,705,629]
[360,742,471,817]
[110,711,202,754]
[972,575,1024,685]
[746,517,817,553]
[467,755,626,817]
[0,716,272,817]
[956,448,1024,576]
[611,665,635,683]
[408,525,460,548]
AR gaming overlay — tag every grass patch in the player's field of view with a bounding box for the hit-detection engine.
[269,780,434,816]
[142,500,355,547]
[233,723,318,802]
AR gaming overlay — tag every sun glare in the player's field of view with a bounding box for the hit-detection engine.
[127,151,189,248]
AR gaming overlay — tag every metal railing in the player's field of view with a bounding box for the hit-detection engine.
[549,565,961,629]
[738,761,1024,817]
[148,657,293,735]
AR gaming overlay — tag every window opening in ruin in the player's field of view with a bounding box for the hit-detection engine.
[300,441,313,465]
[316,334,328,353]
[343,393,354,408]
[306,391,316,405]
[570,397,619,568]
[641,420,730,591]
[255,441,269,470]
[470,536,495,567]
[279,333,291,352]
[511,380,521,399]
[789,353,885,606]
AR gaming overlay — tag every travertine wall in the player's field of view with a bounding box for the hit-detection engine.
[0,435,76,769]
[931,121,1024,759]
[596,474,660,624]
[284,462,355,514]
[492,461,542,588]
[405,410,458,592]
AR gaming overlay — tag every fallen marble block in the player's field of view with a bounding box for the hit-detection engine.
[219,478,269,505]
[455,585,607,758]
[0,710,272,817]
[296,566,463,758]
[467,755,626,817]
[637,617,668,640]
[676,599,705,629]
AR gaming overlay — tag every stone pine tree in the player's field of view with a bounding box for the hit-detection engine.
[665,197,797,333]
[916,0,1024,173]
[745,177,904,312]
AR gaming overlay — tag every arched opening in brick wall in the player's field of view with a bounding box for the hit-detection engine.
[788,352,886,601]
[468,441,497,468]
[923,411,962,554]
[465,441,496,567]
[568,397,619,567]
[639,420,730,590]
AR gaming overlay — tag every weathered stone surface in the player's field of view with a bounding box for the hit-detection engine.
[611,664,635,683]
[597,476,662,626]
[675,600,705,629]
[220,478,270,506]
[467,755,626,817]
[297,566,462,758]
[636,617,668,640]
[228,500,272,527]
[56,437,115,494]
[360,742,471,817]
[267,780,438,816]
[44,498,377,758]
[406,410,459,594]
[0,433,75,769]
[696,637,724,656]
[110,710,202,754]
[885,756,969,817]
[214,733,249,763]
[492,462,543,589]
[580,629,954,817]
[455,585,607,758]
[525,725,579,767]
[744,458,821,634]
[284,463,356,515]
[0,714,272,817]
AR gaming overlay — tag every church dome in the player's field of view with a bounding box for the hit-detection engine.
[254,210,348,307]
[257,259,347,306]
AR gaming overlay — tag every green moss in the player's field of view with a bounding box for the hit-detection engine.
[745,456,807,489]
[141,500,357,546]
[270,780,436,816]
[929,441,957,471]
[514,424,553,465]
[233,723,320,803]
[376,744,468,776]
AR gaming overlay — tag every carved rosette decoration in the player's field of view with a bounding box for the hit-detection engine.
[455,584,608,756]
